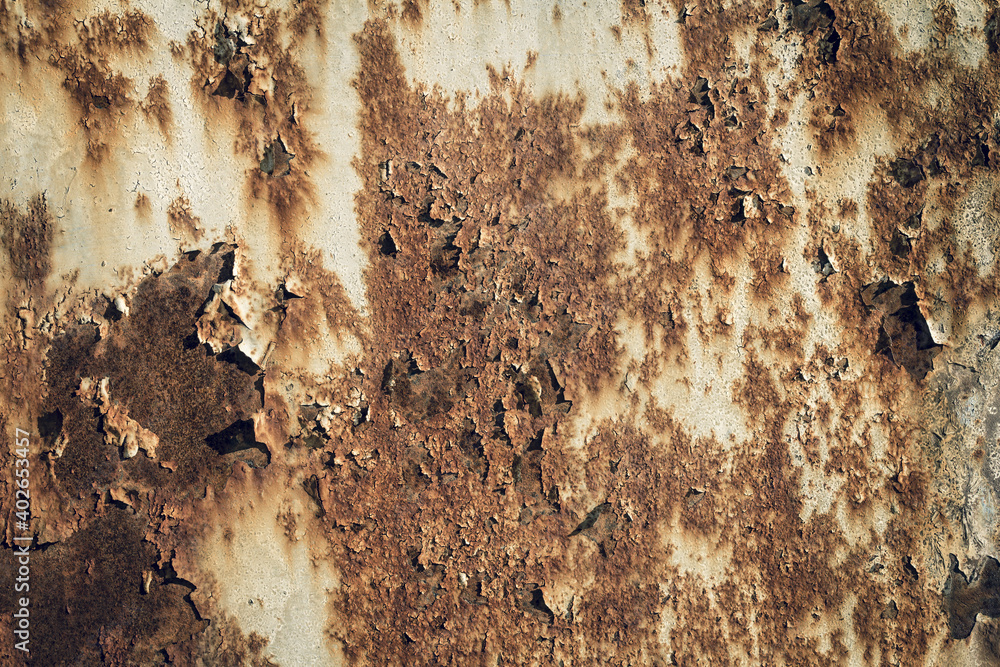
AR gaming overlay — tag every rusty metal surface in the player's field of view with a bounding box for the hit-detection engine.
[2,0,1000,664]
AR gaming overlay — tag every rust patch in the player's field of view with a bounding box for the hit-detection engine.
[185,9,323,237]
[141,74,172,134]
[166,196,205,243]
[0,195,52,287]
[16,508,205,666]
[43,246,262,498]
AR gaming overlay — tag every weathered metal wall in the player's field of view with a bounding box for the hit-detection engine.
[2,0,1000,664]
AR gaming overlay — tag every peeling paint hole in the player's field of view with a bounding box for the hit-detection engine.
[353,404,369,427]
[216,344,260,375]
[685,488,706,507]
[38,409,63,440]
[430,231,461,275]
[987,11,999,54]
[730,198,746,224]
[889,229,912,258]
[831,105,846,117]
[205,419,270,466]
[569,502,610,536]
[819,28,840,63]
[182,332,201,350]
[790,0,834,34]
[260,138,294,178]
[515,378,543,418]
[944,554,1000,639]
[212,70,241,99]
[902,555,919,580]
[881,600,898,620]
[378,231,398,257]
[525,588,555,624]
[786,0,840,62]
[812,247,835,280]
[862,280,941,379]
[213,21,236,65]
[727,166,747,180]
[106,490,134,513]
[103,296,125,322]
[546,361,572,412]
[91,94,110,109]
[688,77,715,120]
[216,248,236,283]
[890,158,924,188]
[526,430,543,452]
[458,423,489,481]
[758,15,778,31]
[973,139,991,168]
[677,4,691,23]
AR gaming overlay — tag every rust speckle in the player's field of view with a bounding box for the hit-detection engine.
[167,196,204,243]
[134,192,151,216]
[141,74,172,134]
[0,194,52,287]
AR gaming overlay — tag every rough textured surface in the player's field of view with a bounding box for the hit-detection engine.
[3,0,1000,665]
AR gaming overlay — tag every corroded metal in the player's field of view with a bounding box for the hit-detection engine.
[2,0,1000,665]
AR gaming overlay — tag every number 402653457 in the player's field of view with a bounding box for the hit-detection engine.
[14,428,28,458]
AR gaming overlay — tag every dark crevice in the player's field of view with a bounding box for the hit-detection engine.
[217,347,260,375]
[569,502,610,536]
[525,429,543,452]
[819,28,840,63]
[688,77,715,120]
[213,21,236,65]
[889,228,912,258]
[987,11,999,54]
[217,249,236,283]
[253,374,265,407]
[182,331,201,350]
[973,139,991,168]
[891,158,924,188]
[260,138,294,177]
[205,419,270,466]
[861,280,940,379]
[685,487,706,507]
[812,247,835,280]
[38,409,63,440]
[730,197,746,224]
[789,0,838,62]
[378,230,398,257]
[104,297,124,322]
[528,588,555,625]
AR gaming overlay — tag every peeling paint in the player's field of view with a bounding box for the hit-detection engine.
[4,0,1000,665]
